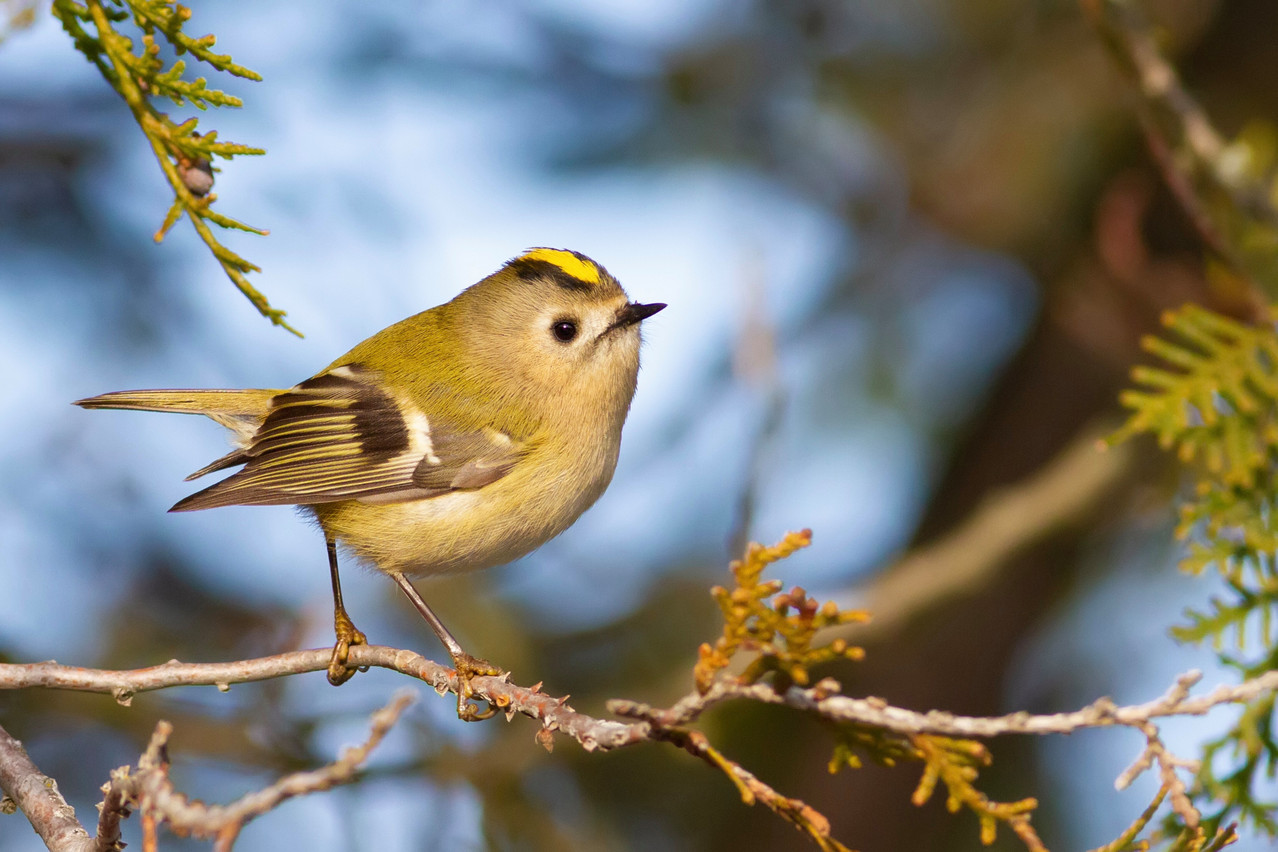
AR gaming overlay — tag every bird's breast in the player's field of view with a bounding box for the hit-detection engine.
[315,432,622,578]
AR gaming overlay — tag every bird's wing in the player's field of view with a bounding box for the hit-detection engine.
[171,365,525,511]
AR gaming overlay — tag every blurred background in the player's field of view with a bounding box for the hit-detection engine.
[1,0,1274,849]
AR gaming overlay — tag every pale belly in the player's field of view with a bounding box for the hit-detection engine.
[311,447,617,577]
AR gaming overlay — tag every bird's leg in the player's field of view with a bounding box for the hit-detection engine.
[326,536,367,686]
[391,573,501,721]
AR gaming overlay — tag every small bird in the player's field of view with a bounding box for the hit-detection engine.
[77,248,665,720]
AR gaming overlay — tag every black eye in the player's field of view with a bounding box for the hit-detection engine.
[551,319,578,342]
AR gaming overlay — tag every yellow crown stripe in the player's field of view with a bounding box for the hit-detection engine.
[521,249,601,285]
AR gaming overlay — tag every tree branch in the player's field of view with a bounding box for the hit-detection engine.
[98,692,415,851]
[5,647,1274,755]
[0,723,97,852]
[5,643,1277,850]
[607,668,1268,740]
[1082,0,1277,318]
[0,645,647,752]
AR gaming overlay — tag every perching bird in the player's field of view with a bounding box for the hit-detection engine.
[76,248,664,719]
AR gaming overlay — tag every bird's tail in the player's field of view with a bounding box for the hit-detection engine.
[74,388,279,447]
[76,388,284,484]
[74,388,278,417]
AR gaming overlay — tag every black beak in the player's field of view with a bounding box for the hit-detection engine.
[613,301,666,330]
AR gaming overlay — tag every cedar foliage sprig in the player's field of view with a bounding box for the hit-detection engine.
[1061,2,1278,837]
[694,529,870,693]
[699,531,1050,851]
[910,735,1043,851]
[1113,303,1278,838]
[50,0,296,334]
[1109,801,1239,852]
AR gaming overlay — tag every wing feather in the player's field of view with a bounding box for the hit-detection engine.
[171,364,525,512]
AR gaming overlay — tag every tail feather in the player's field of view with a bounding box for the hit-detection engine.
[74,388,277,416]
[75,387,280,449]
[184,448,252,482]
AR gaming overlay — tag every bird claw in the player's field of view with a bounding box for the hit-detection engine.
[452,653,502,721]
[327,611,368,686]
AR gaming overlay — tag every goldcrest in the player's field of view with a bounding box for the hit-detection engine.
[77,248,665,719]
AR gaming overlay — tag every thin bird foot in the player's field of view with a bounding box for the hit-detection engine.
[451,652,502,721]
[327,607,368,686]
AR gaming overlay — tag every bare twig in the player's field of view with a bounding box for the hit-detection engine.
[5,646,1277,850]
[1136,106,1243,277]
[0,723,97,852]
[1084,1,1221,166]
[95,771,131,852]
[1083,0,1277,319]
[1121,722,1201,830]
[0,646,647,753]
[6,652,1273,753]
[1083,0,1278,225]
[99,692,414,850]
[617,668,1278,740]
